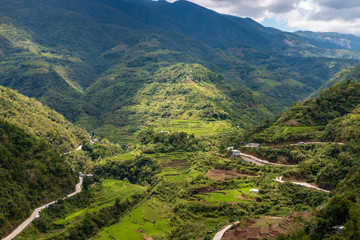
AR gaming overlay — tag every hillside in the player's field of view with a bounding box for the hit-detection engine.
[316,63,360,93]
[242,76,360,239]
[251,80,360,143]
[294,30,360,51]
[0,119,78,238]
[84,63,277,142]
[0,86,88,152]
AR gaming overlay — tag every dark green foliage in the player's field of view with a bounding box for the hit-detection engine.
[252,81,360,143]
[80,139,123,161]
[93,155,161,185]
[0,120,77,238]
[0,86,88,152]
[317,63,360,93]
[49,193,146,240]
[140,130,204,153]
[277,81,360,127]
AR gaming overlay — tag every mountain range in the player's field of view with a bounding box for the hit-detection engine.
[1,0,360,141]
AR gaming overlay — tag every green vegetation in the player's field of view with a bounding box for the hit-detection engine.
[251,81,360,143]
[278,142,360,239]
[10,125,330,240]
[0,86,87,152]
[140,130,204,153]
[87,63,274,141]
[1,0,359,144]
[245,76,360,239]
[0,119,77,238]
[93,155,161,185]
[97,199,171,240]
[15,179,146,240]
[3,1,360,239]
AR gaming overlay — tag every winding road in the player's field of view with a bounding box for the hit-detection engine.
[2,176,83,240]
[274,176,330,193]
[213,222,239,240]
[240,153,297,167]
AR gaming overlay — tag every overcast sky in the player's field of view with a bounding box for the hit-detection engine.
[167,0,360,36]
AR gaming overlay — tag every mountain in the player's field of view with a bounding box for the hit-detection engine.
[85,63,277,143]
[0,0,360,142]
[294,30,360,51]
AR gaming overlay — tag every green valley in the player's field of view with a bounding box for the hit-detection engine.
[2,0,360,239]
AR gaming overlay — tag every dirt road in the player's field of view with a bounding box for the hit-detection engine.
[213,222,239,240]
[274,176,330,193]
[3,176,83,240]
[240,153,297,167]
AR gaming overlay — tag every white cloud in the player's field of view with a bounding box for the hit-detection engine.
[170,0,360,35]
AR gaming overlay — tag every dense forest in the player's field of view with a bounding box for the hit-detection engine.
[250,81,360,143]
[0,119,77,237]
[0,86,88,152]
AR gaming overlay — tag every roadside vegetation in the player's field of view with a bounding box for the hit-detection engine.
[0,120,77,238]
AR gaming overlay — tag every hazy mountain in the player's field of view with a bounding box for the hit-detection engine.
[295,30,360,51]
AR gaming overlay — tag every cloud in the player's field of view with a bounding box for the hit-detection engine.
[280,0,360,35]
[170,0,360,35]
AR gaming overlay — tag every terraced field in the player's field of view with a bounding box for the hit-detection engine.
[162,120,231,136]
[148,152,203,182]
[95,199,171,240]
[202,188,255,203]
[24,180,145,239]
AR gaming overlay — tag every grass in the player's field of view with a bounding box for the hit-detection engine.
[147,152,204,182]
[258,125,325,143]
[203,188,253,203]
[53,179,145,226]
[143,202,160,223]
[97,153,136,165]
[94,124,135,145]
[162,120,231,136]
[165,170,202,182]
[96,216,143,240]
[130,206,145,224]
[148,152,190,170]
[96,199,170,240]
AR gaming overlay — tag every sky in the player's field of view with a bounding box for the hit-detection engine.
[166,0,360,36]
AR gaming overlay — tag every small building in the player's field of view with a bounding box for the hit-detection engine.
[35,214,40,219]
[333,225,344,234]
[250,189,259,194]
[226,146,234,151]
[232,149,241,157]
[86,174,94,180]
[246,143,260,148]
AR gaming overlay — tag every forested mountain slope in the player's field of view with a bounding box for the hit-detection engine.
[0,120,78,238]
[316,63,360,93]
[0,86,88,152]
[251,80,360,143]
